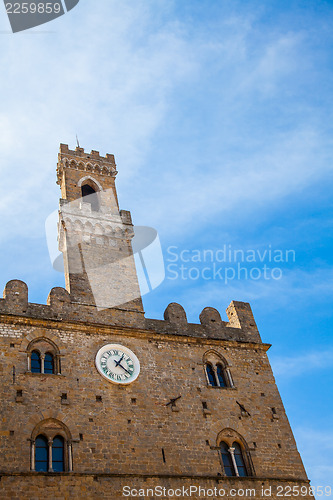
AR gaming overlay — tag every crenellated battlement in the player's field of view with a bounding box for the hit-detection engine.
[0,280,262,345]
[59,143,116,165]
[57,144,117,185]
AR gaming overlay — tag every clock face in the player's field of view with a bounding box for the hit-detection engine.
[95,344,140,385]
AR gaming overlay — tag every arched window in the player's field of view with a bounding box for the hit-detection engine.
[233,442,247,477]
[52,435,65,472]
[217,429,252,477]
[26,338,61,375]
[81,184,99,212]
[216,363,227,387]
[35,435,48,472]
[205,363,218,387]
[31,419,73,473]
[220,441,235,477]
[203,350,233,388]
[44,353,54,374]
[31,350,41,373]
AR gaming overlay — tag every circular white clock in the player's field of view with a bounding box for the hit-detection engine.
[95,344,140,385]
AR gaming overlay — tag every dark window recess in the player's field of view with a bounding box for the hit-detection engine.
[128,420,131,424]
[81,184,99,212]
[202,401,208,410]
[205,363,218,387]
[220,442,235,477]
[272,407,277,414]
[206,440,210,446]
[16,390,23,398]
[131,398,137,405]
[261,393,265,397]
[89,418,93,422]
[216,364,227,387]
[233,442,247,477]
[96,395,102,402]
[79,434,83,441]
[61,393,67,400]
[10,343,15,348]
[35,435,48,472]
[10,430,14,436]
[52,435,64,472]
[31,351,41,373]
[278,443,282,448]
[44,353,54,374]
[162,448,166,463]
[220,441,248,477]
[253,442,257,448]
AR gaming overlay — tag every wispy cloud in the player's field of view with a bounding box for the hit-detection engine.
[156,265,333,322]
[294,427,333,488]
[270,349,333,377]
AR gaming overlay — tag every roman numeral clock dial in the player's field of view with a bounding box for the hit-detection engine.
[95,344,140,385]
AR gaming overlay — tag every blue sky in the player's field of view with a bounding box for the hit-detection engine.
[0,0,332,489]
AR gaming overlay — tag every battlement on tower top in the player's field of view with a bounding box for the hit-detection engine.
[59,143,116,165]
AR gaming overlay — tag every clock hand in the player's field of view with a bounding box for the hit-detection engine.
[118,362,131,375]
[114,354,124,368]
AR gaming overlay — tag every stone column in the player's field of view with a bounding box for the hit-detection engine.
[229,447,239,477]
[56,355,61,375]
[68,441,73,472]
[30,440,35,471]
[226,368,234,387]
[213,366,220,387]
[27,353,31,372]
[48,438,53,472]
[41,354,45,374]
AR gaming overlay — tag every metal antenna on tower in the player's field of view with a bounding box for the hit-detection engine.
[76,134,80,148]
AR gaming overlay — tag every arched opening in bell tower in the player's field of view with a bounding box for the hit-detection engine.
[81,182,100,212]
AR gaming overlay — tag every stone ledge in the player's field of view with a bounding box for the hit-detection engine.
[0,472,310,482]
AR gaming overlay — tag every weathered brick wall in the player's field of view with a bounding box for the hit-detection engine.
[0,297,308,494]
[0,474,312,500]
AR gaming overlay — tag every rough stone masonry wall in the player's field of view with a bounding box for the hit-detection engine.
[0,280,311,498]
[0,475,312,500]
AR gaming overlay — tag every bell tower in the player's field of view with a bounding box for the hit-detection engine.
[56,144,143,312]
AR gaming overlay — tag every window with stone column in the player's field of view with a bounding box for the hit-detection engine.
[26,338,61,375]
[203,350,234,388]
[217,428,254,477]
[30,419,73,473]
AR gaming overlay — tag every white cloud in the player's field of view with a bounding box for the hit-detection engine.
[0,0,198,241]
[294,427,333,488]
[270,349,333,377]
[159,264,333,322]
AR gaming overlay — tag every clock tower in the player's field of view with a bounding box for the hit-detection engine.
[56,144,143,313]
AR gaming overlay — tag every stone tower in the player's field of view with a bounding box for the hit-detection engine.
[57,144,143,312]
[0,144,312,499]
